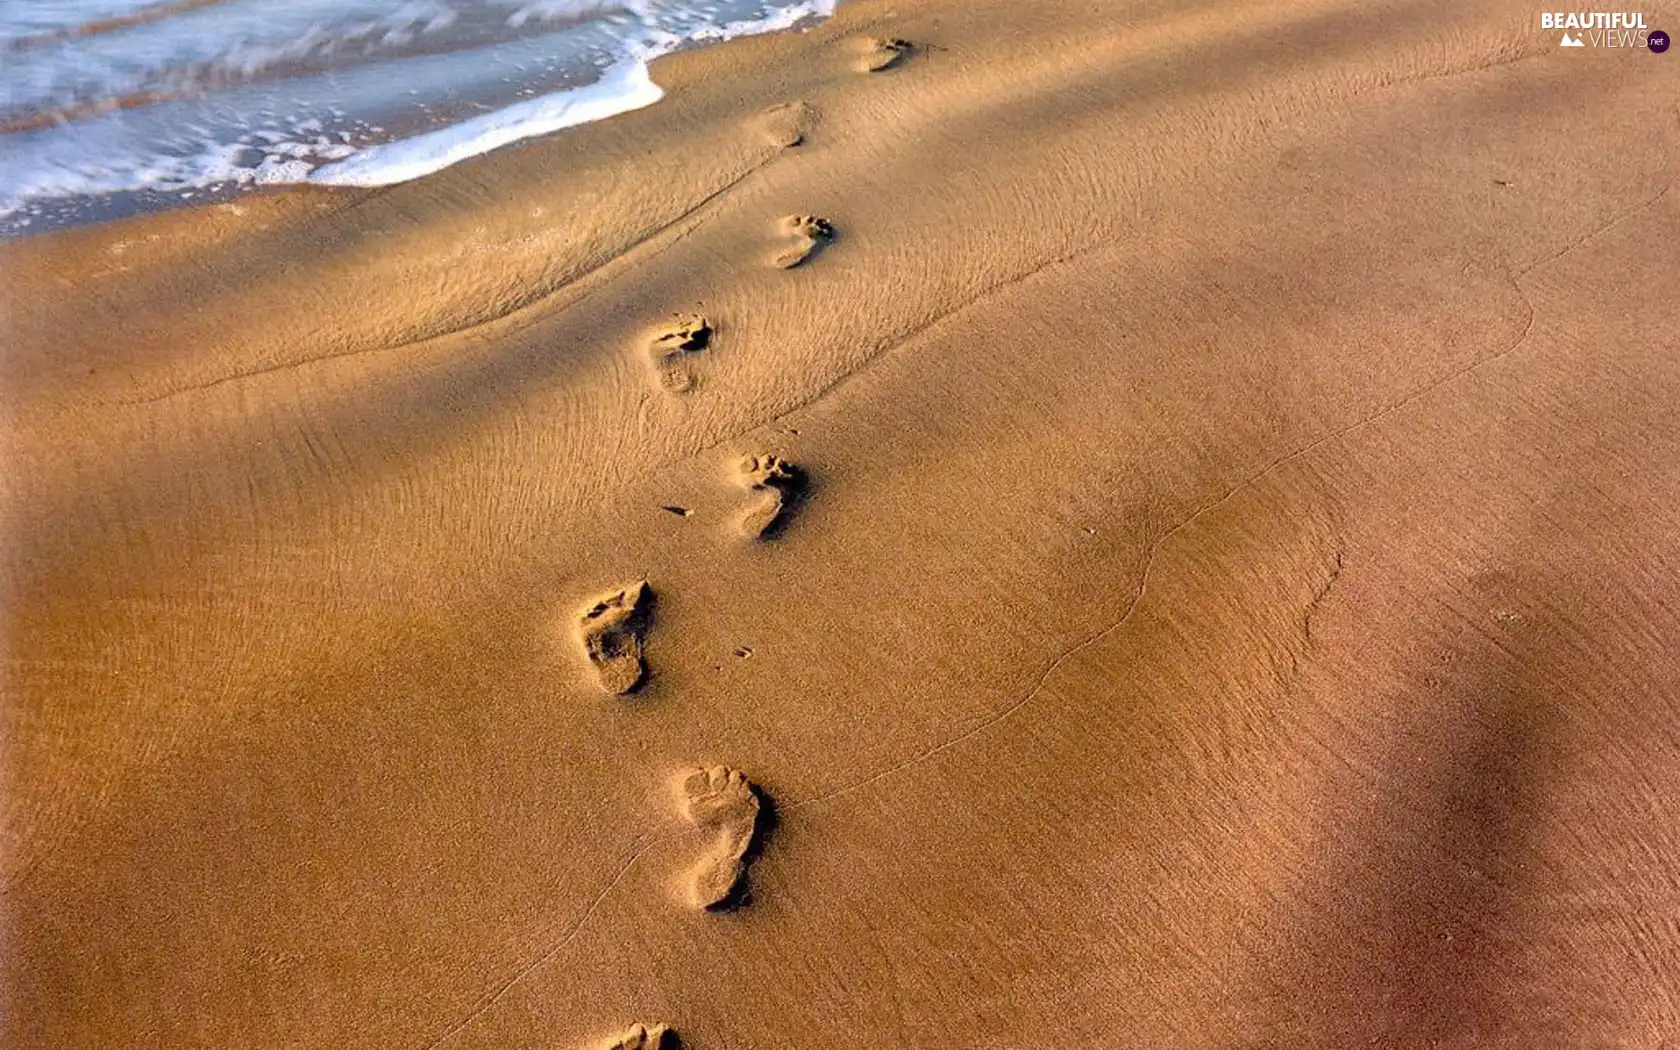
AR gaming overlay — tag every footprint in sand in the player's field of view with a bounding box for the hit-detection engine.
[772,215,835,270]
[736,453,805,538]
[757,100,814,147]
[596,1023,672,1050]
[856,36,913,72]
[646,315,712,394]
[678,765,764,910]
[577,581,652,695]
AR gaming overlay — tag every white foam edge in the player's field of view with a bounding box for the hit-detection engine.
[310,0,836,189]
[307,56,664,187]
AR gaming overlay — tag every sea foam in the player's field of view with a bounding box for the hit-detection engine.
[0,0,836,233]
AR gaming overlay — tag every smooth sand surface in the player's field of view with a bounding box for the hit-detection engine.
[4,1,1679,1047]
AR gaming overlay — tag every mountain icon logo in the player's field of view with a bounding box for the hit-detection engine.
[1560,31,1586,46]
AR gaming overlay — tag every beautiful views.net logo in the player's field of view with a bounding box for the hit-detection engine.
[1538,11,1670,50]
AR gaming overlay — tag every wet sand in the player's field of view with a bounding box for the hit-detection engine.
[3,1,1679,1047]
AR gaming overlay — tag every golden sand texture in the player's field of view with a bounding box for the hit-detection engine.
[3,0,1679,1048]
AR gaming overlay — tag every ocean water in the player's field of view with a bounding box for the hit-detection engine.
[0,0,835,234]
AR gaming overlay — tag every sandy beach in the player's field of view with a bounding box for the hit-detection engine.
[4,0,1679,1046]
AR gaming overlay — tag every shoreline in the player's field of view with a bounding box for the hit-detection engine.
[0,0,840,239]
